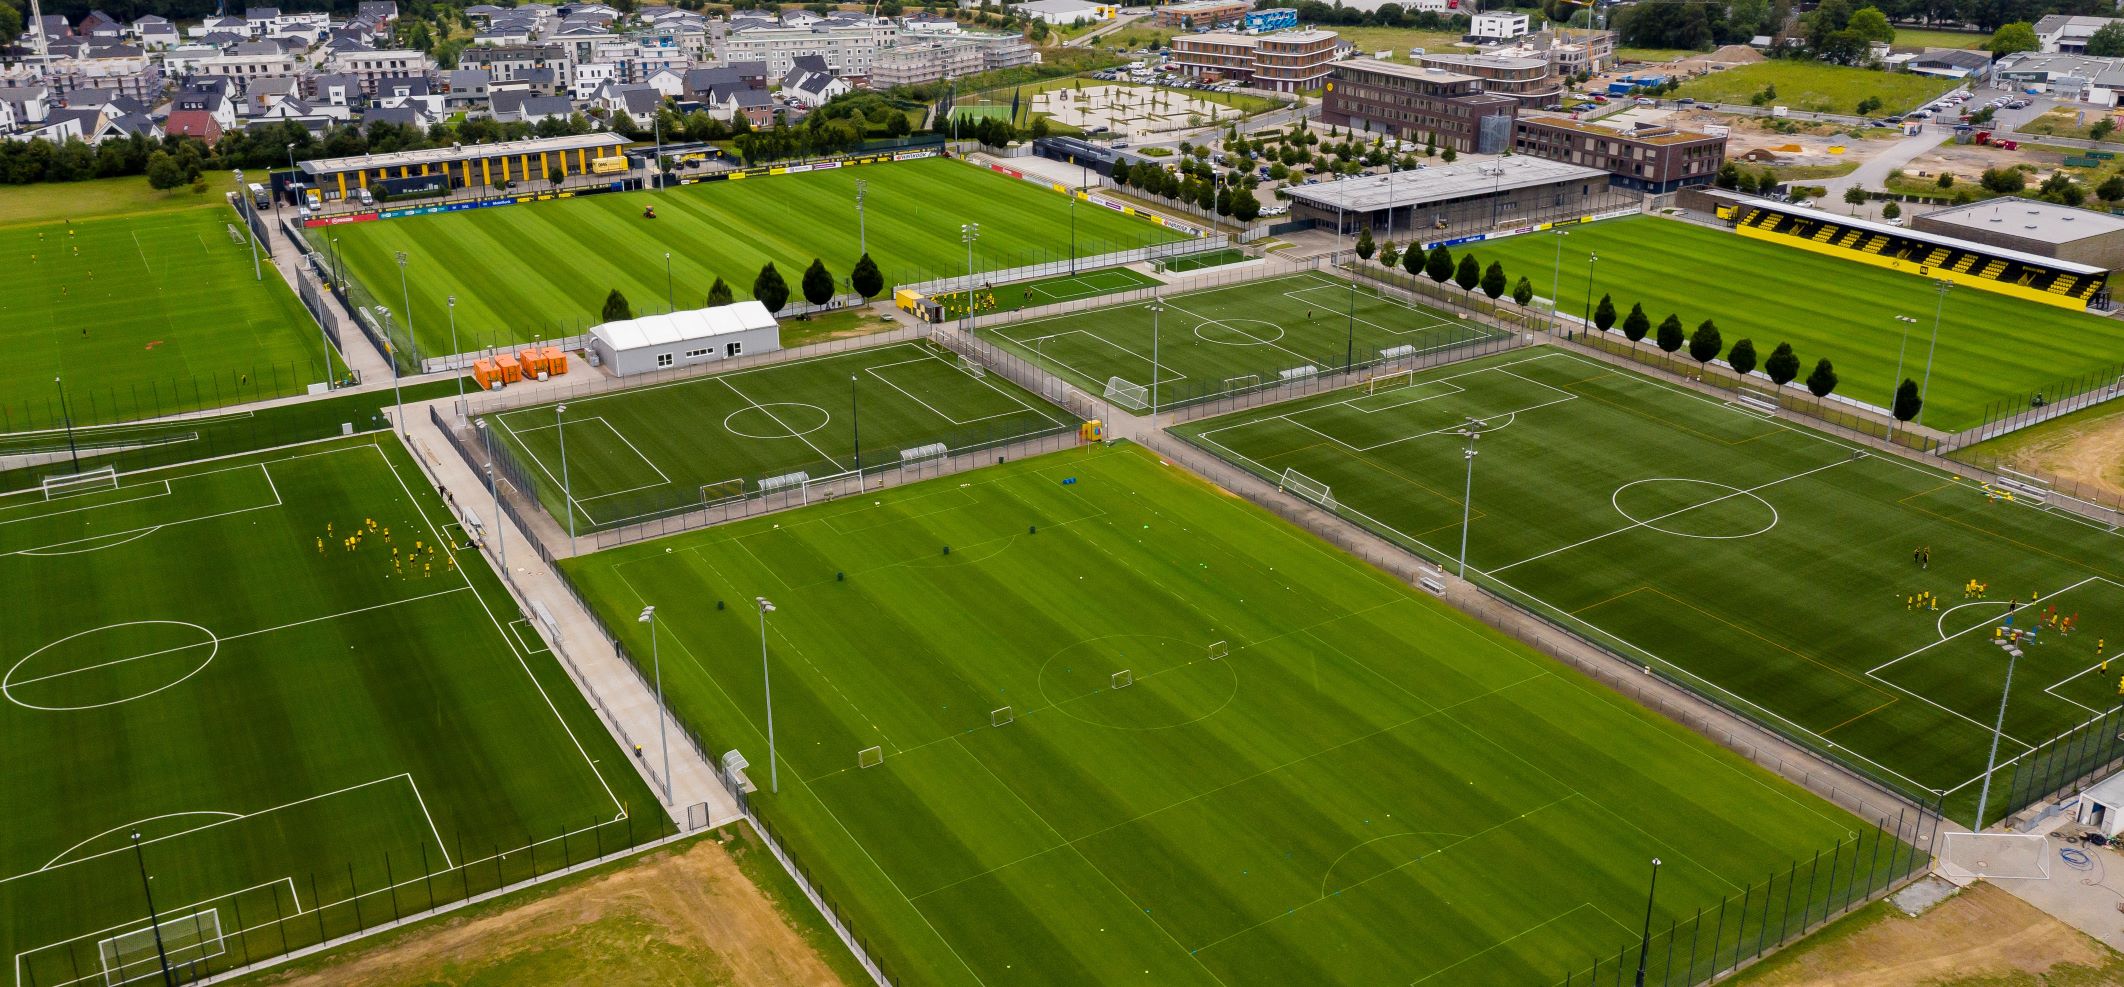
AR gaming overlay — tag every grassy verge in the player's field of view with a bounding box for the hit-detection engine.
[1328,24,1472,59]
[0,173,239,227]
[1615,47,1702,62]
[1766,161,1862,181]
[1674,60,1958,115]
[778,306,904,349]
[1889,26,1992,49]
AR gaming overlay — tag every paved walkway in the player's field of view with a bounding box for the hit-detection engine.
[397,393,743,830]
[255,209,396,386]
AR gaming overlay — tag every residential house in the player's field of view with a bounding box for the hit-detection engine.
[244,7,283,36]
[189,15,247,39]
[490,90,574,124]
[646,65,687,97]
[900,13,959,34]
[573,61,618,99]
[362,103,436,129]
[460,44,573,85]
[443,68,492,108]
[77,10,123,38]
[164,108,225,145]
[329,47,436,95]
[131,16,178,48]
[0,85,52,126]
[311,72,364,107]
[716,17,898,77]
[781,55,848,107]
[594,81,663,128]
[2033,14,2124,54]
[195,43,300,85]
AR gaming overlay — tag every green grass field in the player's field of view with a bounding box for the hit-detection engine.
[488,341,1075,531]
[1890,27,1992,50]
[0,435,657,985]
[560,442,1906,985]
[1160,246,1250,273]
[929,264,1160,319]
[974,273,1509,409]
[0,205,334,429]
[1672,61,1958,115]
[1463,216,2124,431]
[326,158,1188,361]
[1177,348,2124,825]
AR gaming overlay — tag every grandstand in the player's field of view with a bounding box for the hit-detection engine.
[1713,193,2110,310]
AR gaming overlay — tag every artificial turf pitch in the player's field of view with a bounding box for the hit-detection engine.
[928,264,1161,320]
[1177,348,2124,824]
[0,206,332,427]
[976,272,1509,408]
[488,341,1075,531]
[562,442,1898,986]
[326,157,1189,359]
[1462,215,2124,432]
[0,436,655,985]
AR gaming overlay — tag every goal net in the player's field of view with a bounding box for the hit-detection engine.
[992,706,1014,727]
[959,354,987,378]
[1222,374,1261,392]
[226,223,247,245]
[1278,468,1337,511]
[1207,640,1228,660]
[43,465,117,501]
[857,746,884,769]
[1367,369,1414,394]
[1111,669,1133,689]
[101,908,225,985]
[1104,376,1150,412]
[700,478,744,503]
[1938,832,2051,881]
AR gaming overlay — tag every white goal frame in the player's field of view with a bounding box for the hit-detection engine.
[1937,832,2051,881]
[1104,376,1150,412]
[1111,669,1133,689]
[857,745,884,769]
[1278,468,1337,511]
[1367,369,1414,394]
[958,354,987,378]
[99,907,226,986]
[1207,640,1228,660]
[992,706,1014,727]
[699,477,744,504]
[43,465,118,501]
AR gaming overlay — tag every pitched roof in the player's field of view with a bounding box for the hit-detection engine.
[165,109,223,139]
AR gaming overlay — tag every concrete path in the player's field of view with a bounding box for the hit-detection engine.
[397,394,743,831]
[1823,125,1955,197]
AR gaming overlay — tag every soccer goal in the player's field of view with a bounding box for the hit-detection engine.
[1111,669,1133,689]
[1938,832,2051,881]
[959,354,988,378]
[992,706,1014,727]
[226,223,247,245]
[101,908,226,986]
[1104,376,1150,412]
[857,746,884,769]
[700,478,744,503]
[43,465,117,501]
[1222,374,1261,392]
[1207,640,1228,660]
[1278,468,1337,510]
[1367,369,1414,394]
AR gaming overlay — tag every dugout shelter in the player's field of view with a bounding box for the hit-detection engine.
[589,302,781,377]
[297,133,632,204]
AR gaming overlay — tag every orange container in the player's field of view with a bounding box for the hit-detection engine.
[516,348,546,378]
[494,353,523,383]
[543,347,567,375]
[472,358,498,390]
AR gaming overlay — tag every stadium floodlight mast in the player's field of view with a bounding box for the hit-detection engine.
[1580,251,1598,339]
[52,377,80,472]
[474,419,505,571]
[448,295,463,416]
[850,374,862,480]
[663,252,674,313]
[960,223,981,332]
[1146,299,1166,417]
[556,403,576,544]
[395,250,416,363]
[1451,418,1488,577]
[129,832,176,987]
[1917,280,1952,427]
[1890,314,1918,407]
[1633,858,1662,987]
[1972,644,2021,830]
[637,606,674,804]
[757,597,779,794]
[854,179,868,257]
[232,169,261,282]
[380,308,406,438]
[1549,229,1569,319]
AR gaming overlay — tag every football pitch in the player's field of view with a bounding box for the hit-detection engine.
[0,206,332,427]
[1462,215,2124,431]
[928,264,1160,319]
[326,157,1188,360]
[0,437,656,985]
[488,341,1076,531]
[975,273,1511,409]
[561,443,1907,986]
[1176,349,2124,824]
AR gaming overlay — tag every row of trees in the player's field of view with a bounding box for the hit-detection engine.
[597,252,886,323]
[1352,233,1924,422]
[1108,159,1263,222]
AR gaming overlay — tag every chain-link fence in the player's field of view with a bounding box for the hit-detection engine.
[1947,361,2124,450]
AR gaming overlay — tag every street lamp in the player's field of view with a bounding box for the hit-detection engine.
[1917,280,1951,427]
[1973,642,2021,830]
[850,374,862,480]
[757,597,779,794]
[232,169,261,282]
[475,419,505,572]
[1452,418,1487,578]
[637,605,673,804]
[381,308,405,437]
[1145,299,1165,417]
[1890,314,1917,407]
[959,223,980,332]
[664,251,674,312]
[1550,229,1569,320]
[53,377,79,473]
[1580,251,1599,338]
[854,179,868,258]
[556,403,575,544]
[1633,858,1663,987]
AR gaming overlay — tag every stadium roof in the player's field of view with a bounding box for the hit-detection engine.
[299,132,626,176]
[1719,193,2106,275]
[1920,198,2124,246]
[590,301,778,351]
[1284,158,1607,213]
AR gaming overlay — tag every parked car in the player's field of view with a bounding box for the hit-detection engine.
[1635,96,1656,105]
[1542,103,1566,111]
[2008,99,2030,109]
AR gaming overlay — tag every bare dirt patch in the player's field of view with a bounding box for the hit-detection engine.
[1977,405,2124,503]
[1737,882,2124,986]
[252,835,847,987]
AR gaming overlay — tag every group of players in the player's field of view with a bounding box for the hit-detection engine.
[315,516,456,579]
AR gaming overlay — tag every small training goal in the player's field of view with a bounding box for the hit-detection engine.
[1278,468,1336,511]
[700,478,744,503]
[43,465,117,501]
[857,746,884,769]
[1367,369,1414,394]
[1104,376,1151,412]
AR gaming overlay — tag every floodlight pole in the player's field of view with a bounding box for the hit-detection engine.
[1917,280,1950,427]
[1146,300,1165,418]
[1580,251,1598,338]
[1633,858,1662,987]
[556,403,575,544]
[53,376,80,473]
[129,833,176,987]
[1550,228,1568,320]
[329,236,343,292]
[638,606,673,804]
[476,419,505,570]
[758,597,779,794]
[1890,314,1917,408]
[854,179,868,257]
[448,295,462,416]
[234,169,261,282]
[850,374,862,481]
[960,223,980,333]
[383,310,405,438]
[664,251,674,313]
[1972,645,2020,831]
[395,250,415,362]
[1455,419,1482,578]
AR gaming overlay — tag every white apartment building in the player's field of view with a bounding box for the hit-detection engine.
[330,47,437,95]
[718,18,899,77]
